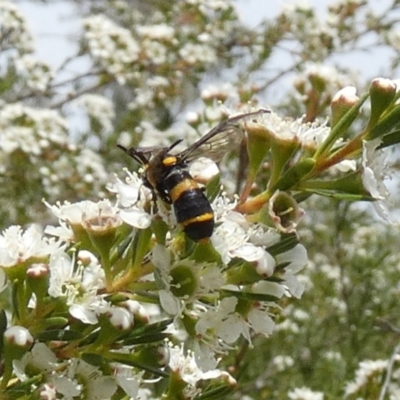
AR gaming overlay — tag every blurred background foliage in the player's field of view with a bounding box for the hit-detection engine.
[4,0,400,398]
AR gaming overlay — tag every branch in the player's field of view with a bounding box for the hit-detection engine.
[378,341,400,400]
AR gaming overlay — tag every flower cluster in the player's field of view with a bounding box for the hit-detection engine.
[83,14,140,85]
[2,74,398,397]
[0,101,110,223]
[14,54,54,92]
[0,1,33,54]
[73,94,116,135]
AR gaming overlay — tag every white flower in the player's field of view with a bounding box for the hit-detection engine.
[247,308,275,336]
[45,199,122,232]
[272,355,295,372]
[0,225,61,268]
[113,365,143,398]
[362,139,390,220]
[83,14,140,84]
[48,250,108,324]
[179,43,217,65]
[201,82,236,101]
[248,111,331,148]
[0,104,68,166]
[189,157,220,183]
[137,24,175,41]
[251,281,286,299]
[14,54,54,92]
[13,343,57,379]
[152,245,226,316]
[195,297,244,344]
[109,173,153,229]
[52,359,117,400]
[344,359,388,396]
[74,94,115,133]
[197,292,276,345]
[288,386,324,400]
[277,244,308,274]
[0,2,33,53]
[38,383,57,400]
[168,344,234,388]
[211,212,275,270]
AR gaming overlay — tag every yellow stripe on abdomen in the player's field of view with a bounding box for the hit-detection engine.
[169,179,199,202]
[180,212,214,227]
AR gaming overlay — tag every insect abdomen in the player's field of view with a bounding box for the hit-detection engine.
[165,168,214,242]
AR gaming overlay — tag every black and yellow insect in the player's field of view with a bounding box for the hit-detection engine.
[118,110,268,242]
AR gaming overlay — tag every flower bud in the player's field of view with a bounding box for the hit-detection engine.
[4,326,33,348]
[27,263,49,304]
[4,326,34,362]
[108,307,133,330]
[330,86,359,127]
[367,78,397,130]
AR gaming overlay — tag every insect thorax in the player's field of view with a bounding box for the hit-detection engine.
[144,152,189,204]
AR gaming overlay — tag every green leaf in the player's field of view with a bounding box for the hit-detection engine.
[104,351,169,377]
[367,104,400,140]
[206,172,221,202]
[36,329,84,341]
[302,172,373,199]
[122,332,168,346]
[0,309,7,363]
[78,328,101,347]
[269,157,316,192]
[316,92,369,157]
[266,233,299,256]
[222,289,280,302]
[377,129,400,149]
[303,189,374,201]
[196,384,235,399]
[81,352,109,368]
[126,319,172,338]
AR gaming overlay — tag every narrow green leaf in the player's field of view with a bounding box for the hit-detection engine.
[222,289,280,302]
[367,105,400,140]
[303,172,372,197]
[377,129,400,149]
[266,233,299,256]
[105,352,169,377]
[269,157,316,192]
[316,92,369,157]
[122,332,167,346]
[36,329,84,341]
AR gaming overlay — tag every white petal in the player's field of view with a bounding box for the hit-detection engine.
[218,314,243,343]
[159,290,181,315]
[252,281,285,298]
[69,304,98,324]
[284,271,305,298]
[120,208,151,229]
[276,244,307,273]
[232,243,264,262]
[248,309,275,334]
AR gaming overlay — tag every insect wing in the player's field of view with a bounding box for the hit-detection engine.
[180,109,270,163]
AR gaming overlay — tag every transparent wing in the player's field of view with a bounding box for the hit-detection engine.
[180,109,270,163]
[117,140,183,164]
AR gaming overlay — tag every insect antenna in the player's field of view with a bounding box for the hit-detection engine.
[117,144,148,165]
[167,139,183,152]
